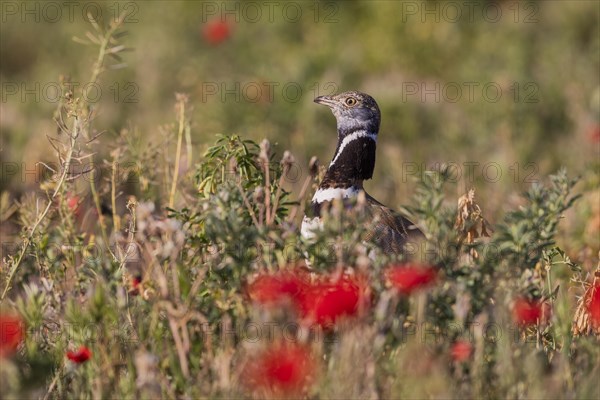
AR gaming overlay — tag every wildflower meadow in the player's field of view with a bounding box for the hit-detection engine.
[1,1,599,399]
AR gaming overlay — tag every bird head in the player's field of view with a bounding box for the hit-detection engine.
[314,91,381,135]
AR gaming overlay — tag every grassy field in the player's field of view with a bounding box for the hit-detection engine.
[1,1,599,399]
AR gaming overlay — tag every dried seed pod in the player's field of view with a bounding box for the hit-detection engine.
[455,188,492,260]
[259,139,271,162]
[254,186,265,203]
[572,265,600,336]
[309,156,319,177]
[280,150,295,168]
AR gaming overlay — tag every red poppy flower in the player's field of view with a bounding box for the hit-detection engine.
[64,193,81,217]
[247,271,309,306]
[385,264,437,295]
[298,275,368,329]
[66,346,92,364]
[588,283,600,328]
[512,297,551,326]
[243,343,315,396]
[133,276,142,287]
[0,313,25,358]
[450,340,473,362]
[588,125,600,144]
[129,275,142,296]
[202,19,230,45]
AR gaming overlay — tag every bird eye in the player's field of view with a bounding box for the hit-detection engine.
[344,97,357,106]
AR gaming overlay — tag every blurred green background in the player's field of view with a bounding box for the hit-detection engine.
[1,0,598,220]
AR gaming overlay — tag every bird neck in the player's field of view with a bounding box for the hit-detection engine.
[320,128,377,189]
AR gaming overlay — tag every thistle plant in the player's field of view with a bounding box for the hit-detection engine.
[1,13,130,301]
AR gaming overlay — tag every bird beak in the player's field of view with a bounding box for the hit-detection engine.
[314,95,336,107]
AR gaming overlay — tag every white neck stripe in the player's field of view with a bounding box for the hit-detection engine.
[311,186,360,203]
[329,130,377,167]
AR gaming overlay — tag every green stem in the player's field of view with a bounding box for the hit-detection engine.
[169,100,186,209]
[86,19,123,246]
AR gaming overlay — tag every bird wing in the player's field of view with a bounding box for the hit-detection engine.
[363,194,425,255]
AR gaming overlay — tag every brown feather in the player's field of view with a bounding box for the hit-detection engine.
[363,193,425,255]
